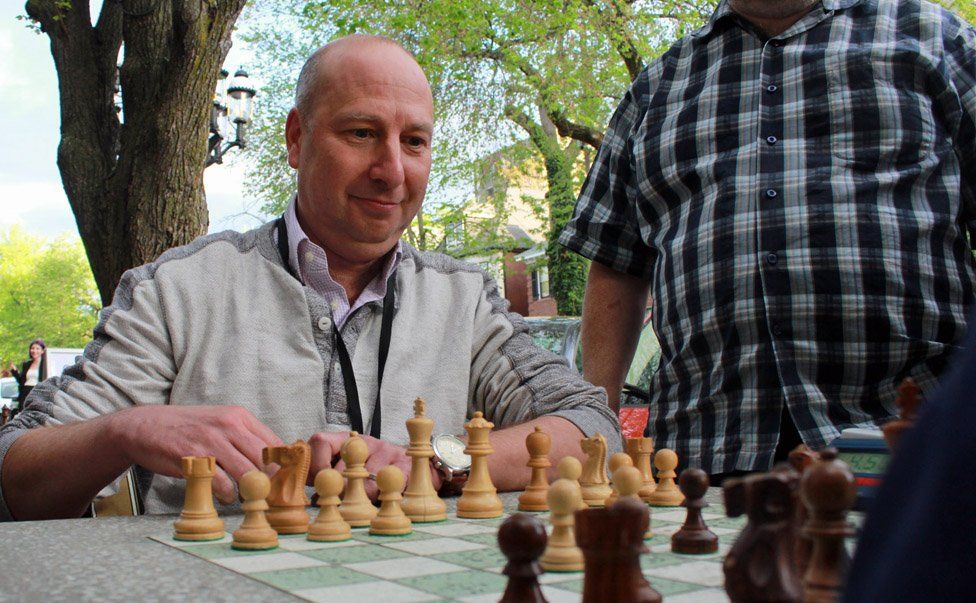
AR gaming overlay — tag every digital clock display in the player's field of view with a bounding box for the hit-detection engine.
[838,451,889,475]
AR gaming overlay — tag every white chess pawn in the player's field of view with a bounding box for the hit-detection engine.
[605,452,634,507]
[339,432,378,527]
[540,478,584,572]
[614,465,652,540]
[557,456,588,510]
[308,468,352,542]
[647,449,685,507]
[370,466,412,535]
[232,470,279,550]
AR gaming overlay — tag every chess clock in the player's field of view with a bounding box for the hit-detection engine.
[829,428,890,512]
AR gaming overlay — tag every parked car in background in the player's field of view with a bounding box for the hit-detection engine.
[526,312,660,438]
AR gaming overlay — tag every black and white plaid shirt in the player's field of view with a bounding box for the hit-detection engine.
[560,0,976,473]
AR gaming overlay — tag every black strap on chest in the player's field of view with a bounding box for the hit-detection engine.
[275,217,394,438]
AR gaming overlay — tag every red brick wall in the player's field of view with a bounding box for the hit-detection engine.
[503,253,529,315]
[503,252,558,316]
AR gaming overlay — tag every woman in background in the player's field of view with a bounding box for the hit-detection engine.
[9,338,46,418]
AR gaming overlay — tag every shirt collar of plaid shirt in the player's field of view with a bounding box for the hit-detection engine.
[695,0,865,39]
[283,194,402,329]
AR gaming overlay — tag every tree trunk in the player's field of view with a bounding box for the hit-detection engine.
[25,0,247,306]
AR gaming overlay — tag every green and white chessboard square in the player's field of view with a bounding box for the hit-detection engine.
[153,503,745,602]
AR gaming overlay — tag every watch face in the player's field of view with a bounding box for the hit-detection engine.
[433,434,471,470]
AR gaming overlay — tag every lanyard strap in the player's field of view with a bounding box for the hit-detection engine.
[275,217,394,438]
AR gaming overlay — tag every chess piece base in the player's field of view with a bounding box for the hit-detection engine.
[231,528,279,550]
[340,503,378,527]
[266,506,311,534]
[401,496,447,523]
[173,514,224,541]
[370,521,413,536]
[647,489,684,507]
[307,519,352,542]
[540,548,584,573]
[671,530,719,554]
[580,484,612,508]
[457,492,503,518]
[517,488,549,512]
[307,529,351,542]
[173,530,224,542]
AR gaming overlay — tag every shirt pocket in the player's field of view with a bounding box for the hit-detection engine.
[825,51,935,170]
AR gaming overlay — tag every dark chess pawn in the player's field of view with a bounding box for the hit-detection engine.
[671,468,719,554]
[498,513,548,603]
[800,449,857,603]
[882,377,922,452]
[723,471,803,603]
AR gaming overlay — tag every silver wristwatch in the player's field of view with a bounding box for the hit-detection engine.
[431,434,471,495]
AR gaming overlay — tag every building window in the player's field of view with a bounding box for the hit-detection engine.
[531,266,550,300]
[445,220,463,252]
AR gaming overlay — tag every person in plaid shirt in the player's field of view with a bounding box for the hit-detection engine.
[560,0,976,477]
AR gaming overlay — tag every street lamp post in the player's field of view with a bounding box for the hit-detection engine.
[206,68,257,167]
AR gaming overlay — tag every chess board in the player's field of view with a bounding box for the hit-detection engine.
[152,499,749,603]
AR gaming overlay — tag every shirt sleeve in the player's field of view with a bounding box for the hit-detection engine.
[558,66,658,278]
[466,275,623,454]
[0,263,177,521]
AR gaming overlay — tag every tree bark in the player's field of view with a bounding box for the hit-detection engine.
[25,0,247,306]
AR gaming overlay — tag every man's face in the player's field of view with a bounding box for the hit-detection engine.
[286,43,434,265]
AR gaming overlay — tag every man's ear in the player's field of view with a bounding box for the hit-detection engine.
[285,107,303,169]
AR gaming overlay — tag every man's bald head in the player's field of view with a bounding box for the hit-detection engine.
[294,35,422,126]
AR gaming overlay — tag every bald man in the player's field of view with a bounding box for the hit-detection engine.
[0,36,619,521]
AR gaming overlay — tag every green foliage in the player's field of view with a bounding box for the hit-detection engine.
[934,0,976,25]
[0,227,101,368]
[239,0,711,314]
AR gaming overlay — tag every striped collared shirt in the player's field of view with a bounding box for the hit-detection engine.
[560,0,976,472]
[284,197,402,329]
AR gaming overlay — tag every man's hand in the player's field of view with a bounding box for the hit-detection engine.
[307,432,443,500]
[107,405,283,504]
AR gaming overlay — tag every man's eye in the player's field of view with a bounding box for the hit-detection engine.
[406,136,427,148]
[352,129,371,139]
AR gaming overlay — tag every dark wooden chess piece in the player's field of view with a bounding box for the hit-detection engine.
[498,513,548,603]
[671,468,718,554]
[800,448,857,603]
[723,471,802,603]
[882,377,922,452]
[786,445,821,579]
[575,497,662,603]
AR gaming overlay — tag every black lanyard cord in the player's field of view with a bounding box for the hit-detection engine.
[276,217,394,438]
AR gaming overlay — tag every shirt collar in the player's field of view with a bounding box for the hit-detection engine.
[693,0,864,39]
[283,194,403,292]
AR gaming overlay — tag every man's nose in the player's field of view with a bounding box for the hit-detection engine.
[369,137,405,188]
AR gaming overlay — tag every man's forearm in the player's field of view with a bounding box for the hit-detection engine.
[2,415,130,520]
[486,415,586,492]
[581,261,650,413]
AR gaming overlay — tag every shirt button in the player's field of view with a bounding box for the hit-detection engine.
[772,324,783,337]
[317,317,332,331]
[304,251,316,263]
[765,189,778,199]
[766,135,778,145]
[766,84,778,93]
[766,252,779,266]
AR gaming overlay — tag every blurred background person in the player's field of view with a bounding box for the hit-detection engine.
[9,339,46,419]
